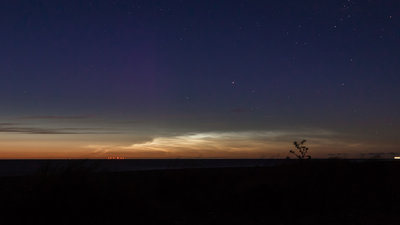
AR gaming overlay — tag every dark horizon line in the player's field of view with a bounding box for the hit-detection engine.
[0,158,398,160]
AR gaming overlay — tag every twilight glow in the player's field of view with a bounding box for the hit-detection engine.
[0,1,399,158]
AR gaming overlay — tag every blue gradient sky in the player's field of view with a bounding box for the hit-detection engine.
[0,0,399,158]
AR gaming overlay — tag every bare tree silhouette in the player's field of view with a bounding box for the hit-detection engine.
[289,140,311,159]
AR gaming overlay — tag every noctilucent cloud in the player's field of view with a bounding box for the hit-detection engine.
[1,0,399,158]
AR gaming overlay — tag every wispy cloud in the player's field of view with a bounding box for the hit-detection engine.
[0,123,113,134]
[85,129,348,158]
[19,114,95,120]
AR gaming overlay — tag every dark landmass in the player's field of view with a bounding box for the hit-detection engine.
[0,160,399,225]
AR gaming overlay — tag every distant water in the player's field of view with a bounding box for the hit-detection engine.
[0,159,394,177]
[0,159,285,176]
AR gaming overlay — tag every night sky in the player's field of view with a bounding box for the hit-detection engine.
[1,0,399,159]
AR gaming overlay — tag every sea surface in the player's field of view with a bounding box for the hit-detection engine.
[0,159,392,176]
[0,159,286,176]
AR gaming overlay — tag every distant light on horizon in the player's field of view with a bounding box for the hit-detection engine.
[107,156,126,160]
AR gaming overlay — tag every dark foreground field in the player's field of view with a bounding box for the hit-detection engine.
[0,160,399,225]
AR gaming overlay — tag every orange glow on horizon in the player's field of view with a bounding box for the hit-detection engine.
[0,130,396,159]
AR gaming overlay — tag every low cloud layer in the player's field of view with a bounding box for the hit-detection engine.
[0,123,111,135]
